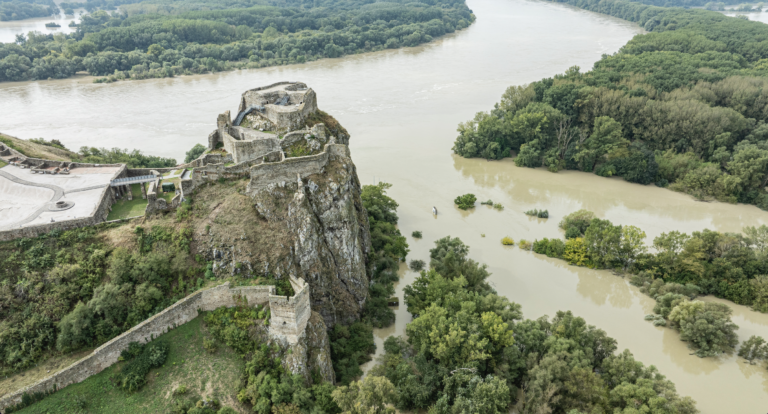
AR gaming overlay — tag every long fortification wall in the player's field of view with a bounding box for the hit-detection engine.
[0,280,308,412]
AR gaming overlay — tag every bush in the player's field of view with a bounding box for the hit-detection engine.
[501,237,515,246]
[493,203,504,210]
[525,208,548,218]
[113,341,169,392]
[454,193,477,210]
[203,337,217,354]
[174,385,188,395]
[559,209,596,233]
[480,199,493,205]
[519,239,532,250]
[409,260,426,271]
[411,231,422,239]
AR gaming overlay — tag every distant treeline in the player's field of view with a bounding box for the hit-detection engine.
[453,0,768,210]
[0,0,56,21]
[0,0,473,82]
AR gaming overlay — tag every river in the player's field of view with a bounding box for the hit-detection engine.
[1,0,767,411]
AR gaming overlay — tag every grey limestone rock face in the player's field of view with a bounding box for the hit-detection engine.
[249,153,371,328]
[280,311,335,384]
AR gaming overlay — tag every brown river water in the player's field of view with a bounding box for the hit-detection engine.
[1,0,768,411]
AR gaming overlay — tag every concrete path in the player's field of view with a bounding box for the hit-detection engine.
[0,170,107,230]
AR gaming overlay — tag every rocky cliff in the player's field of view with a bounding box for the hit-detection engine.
[247,153,371,328]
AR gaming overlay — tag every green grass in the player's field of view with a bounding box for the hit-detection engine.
[0,159,7,168]
[106,184,147,220]
[15,317,245,414]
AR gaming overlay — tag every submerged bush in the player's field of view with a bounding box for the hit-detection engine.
[454,193,477,210]
[412,230,423,239]
[501,237,515,246]
[519,239,532,250]
[559,209,596,233]
[525,208,549,218]
[409,259,426,271]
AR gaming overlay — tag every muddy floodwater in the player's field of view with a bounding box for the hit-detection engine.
[2,0,768,411]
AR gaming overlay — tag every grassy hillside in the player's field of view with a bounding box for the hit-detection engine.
[12,317,247,414]
[0,133,79,162]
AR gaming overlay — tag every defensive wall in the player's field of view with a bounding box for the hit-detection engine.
[0,278,311,412]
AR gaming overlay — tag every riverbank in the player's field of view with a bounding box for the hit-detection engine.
[1,0,766,411]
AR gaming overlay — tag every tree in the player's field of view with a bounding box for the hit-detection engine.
[332,376,397,414]
[583,219,622,268]
[574,116,628,172]
[667,300,739,357]
[185,143,207,163]
[617,225,647,269]
[738,335,768,363]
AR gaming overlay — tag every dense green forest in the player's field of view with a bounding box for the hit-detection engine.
[0,0,473,82]
[0,0,56,21]
[367,236,697,413]
[453,0,768,210]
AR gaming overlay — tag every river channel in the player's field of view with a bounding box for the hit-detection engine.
[1,0,768,411]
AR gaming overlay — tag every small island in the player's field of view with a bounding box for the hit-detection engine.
[44,22,60,28]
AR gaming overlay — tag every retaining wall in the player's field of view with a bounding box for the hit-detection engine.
[0,280,309,412]
[0,179,117,242]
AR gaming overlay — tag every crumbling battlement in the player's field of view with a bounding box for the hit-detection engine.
[238,82,318,133]
[269,277,311,344]
[0,279,312,412]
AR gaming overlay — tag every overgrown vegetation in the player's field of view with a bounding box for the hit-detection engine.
[0,0,474,82]
[0,224,199,377]
[524,208,548,218]
[78,146,177,167]
[113,340,169,392]
[372,237,697,413]
[453,0,768,211]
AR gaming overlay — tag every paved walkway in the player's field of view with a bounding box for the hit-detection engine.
[0,170,108,230]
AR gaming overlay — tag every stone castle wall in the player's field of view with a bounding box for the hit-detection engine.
[269,277,311,344]
[0,280,309,412]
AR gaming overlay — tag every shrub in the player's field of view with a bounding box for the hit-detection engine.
[203,337,217,354]
[409,260,426,271]
[501,237,515,246]
[519,239,532,250]
[525,209,549,218]
[412,231,423,239]
[113,341,169,392]
[480,199,493,205]
[559,209,596,233]
[454,193,477,210]
[493,203,504,210]
[174,385,188,395]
